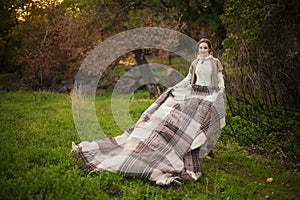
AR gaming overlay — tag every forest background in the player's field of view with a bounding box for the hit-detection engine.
[0,0,299,195]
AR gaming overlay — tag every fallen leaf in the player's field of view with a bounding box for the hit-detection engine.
[266,177,273,182]
[205,155,212,160]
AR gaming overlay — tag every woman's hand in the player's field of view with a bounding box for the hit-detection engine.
[219,88,225,94]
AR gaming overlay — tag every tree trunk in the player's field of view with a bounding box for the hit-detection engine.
[0,39,10,74]
[133,49,159,97]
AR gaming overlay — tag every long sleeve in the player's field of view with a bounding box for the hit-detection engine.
[173,72,192,88]
[217,72,225,88]
[215,57,225,89]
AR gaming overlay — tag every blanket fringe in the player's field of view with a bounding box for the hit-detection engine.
[70,142,98,175]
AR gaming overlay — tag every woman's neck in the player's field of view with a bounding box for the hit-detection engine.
[198,54,211,59]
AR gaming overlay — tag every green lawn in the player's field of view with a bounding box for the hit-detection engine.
[0,91,299,200]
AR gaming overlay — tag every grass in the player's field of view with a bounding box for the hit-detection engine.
[0,90,299,200]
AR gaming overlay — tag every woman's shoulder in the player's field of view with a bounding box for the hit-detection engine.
[191,57,200,63]
[210,56,221,62]
[210,56,223,71]
[190,58,200,68]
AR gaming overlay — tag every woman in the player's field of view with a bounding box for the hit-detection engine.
[72,38,226,187]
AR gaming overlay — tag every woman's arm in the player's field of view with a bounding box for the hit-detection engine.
[215,58,225,93]
[218,72,225,93]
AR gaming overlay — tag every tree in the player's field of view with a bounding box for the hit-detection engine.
[220,0,299,160]
[13,2,101,90]
[3,0,227,91]
[222,0,299,109]
[0,0,32,73]
[155,0,226,52]
[74,0,226,94]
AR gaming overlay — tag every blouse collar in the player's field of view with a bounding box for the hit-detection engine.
[197,54,212,60]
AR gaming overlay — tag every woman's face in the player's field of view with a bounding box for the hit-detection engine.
[198,42,210,58]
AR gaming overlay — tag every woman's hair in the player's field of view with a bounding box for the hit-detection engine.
[197,38,213,54]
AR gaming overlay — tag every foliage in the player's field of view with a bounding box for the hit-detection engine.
[221,0,299,108]
[158,0,226,46]
[1,91,300,199]
[222,102,300,168]
[13,4,100,91]
[1,0,227,91]
[0,0,32,73]
[1,1,299,183]
[0,0,65,73]
[220,0,299,161]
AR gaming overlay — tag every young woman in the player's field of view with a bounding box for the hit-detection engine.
[72,38,226,187]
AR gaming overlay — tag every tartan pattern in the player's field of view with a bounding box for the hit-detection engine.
[73,85,225,186]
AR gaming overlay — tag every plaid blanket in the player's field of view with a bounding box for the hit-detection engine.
[72,85,225,186]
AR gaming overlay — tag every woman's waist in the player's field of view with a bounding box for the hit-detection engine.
[191,84,218,92]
